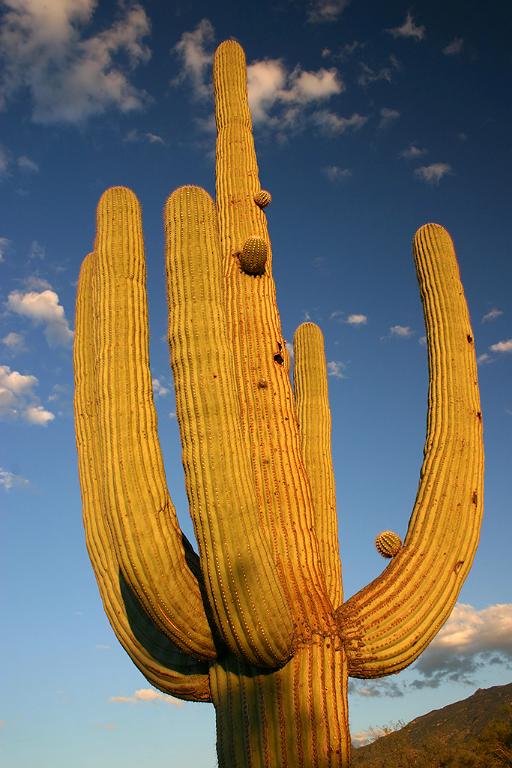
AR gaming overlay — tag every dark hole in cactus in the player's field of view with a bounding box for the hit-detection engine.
[472,491,478,505]
[467,334,473,343]
[274,354,284,365]
[476,411,482,420]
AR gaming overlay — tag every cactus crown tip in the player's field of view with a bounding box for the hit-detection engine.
[375,530,403,558]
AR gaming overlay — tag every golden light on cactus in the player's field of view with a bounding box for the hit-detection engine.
[239,235,268,275]
[74,39,484,768]
[254,189,272,208]
[375,530,403,558]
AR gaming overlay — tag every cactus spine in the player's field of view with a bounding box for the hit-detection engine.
[74,40,483,767]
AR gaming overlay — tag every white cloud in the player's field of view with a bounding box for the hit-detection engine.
[412,603,512,688]
[400,144,427,159]
[387,12,426,41]
[0,1,151,124]
[0,364,54,424]
[247,60,344,127]
[152,377,170,397]
[311,110,367,136]
[17,155,39,173]
[323,165,351,182]
[28,240,45,260]
[1,331,26,353]
[482,308,503,323]
[124,129,165,145]
[390,325,413,338]
[0,467,29,490]
[7,289,73,347]
[414,163,452,185]
[308,0,351,24]
[379,107,400,129]
[110,688,184,707]
[443,37,464,56]
[349,679,404,699]
[477,353,491,365]
[0,236,11,261]
[357,57,399,87]
[490,338,512,353]
[0,145,9,178]
[23,275,52,290]
[172,18,214,99]
[346,313,367,325]
[327,360,346,379]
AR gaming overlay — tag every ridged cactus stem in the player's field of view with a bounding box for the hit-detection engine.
[210,640,350,767]
[294,322,343,609]
[214,40,334,633]
[74,37,484,768]
[337,224,484,677]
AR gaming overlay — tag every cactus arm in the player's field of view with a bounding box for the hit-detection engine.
[90,186,217,660]
[336,224,484,677]
[213,40,333,630]
[164,185,293,668]
[74,254,211,701]
[293,322,343,609]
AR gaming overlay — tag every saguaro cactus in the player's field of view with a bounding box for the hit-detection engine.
[73,40,484,767]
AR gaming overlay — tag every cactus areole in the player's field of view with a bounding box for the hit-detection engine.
[73,40,484,767]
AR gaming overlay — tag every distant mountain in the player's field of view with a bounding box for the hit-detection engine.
[352,682,512,768]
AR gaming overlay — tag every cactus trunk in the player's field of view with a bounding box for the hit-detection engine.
[211,641,350,767]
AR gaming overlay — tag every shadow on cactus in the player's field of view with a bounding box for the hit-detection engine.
[73,40,484,767]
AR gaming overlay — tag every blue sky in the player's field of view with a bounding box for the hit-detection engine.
[1,0,511,764]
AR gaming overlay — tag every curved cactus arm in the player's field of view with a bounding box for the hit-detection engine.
[336,224,484,677]
[74,253,211,701]
[213,40,333,630]
[86,187,217,661]
[293,322,343,609]
[164,185,294,668]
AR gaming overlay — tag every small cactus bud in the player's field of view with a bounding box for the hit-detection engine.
[239,236,267,276]
[254,190,272,208]
[375,530,402,558]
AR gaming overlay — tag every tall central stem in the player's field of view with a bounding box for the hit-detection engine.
[210,638,350,767]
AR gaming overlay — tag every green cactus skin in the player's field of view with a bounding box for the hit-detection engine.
[73,40,484,767]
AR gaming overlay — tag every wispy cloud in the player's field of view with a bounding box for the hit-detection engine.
[0,145,9,178]
[311,110,367,136]
[7,288,73,348]
[152,377,170,397]
[17,155,39,173]
[411,603,512,688]
[477,353,491,365]
[357,57,399,87]
[415,163,452,185]
[379,107,400,129]
[0,236,11,261]
[349,679,404,698]
[1,331,26,353]
[307,0,351,24]
[0,1,151,124]
[346,313,368,325]
[247,60,344,127]
[323,165,351,182]
[482,308,503,323]
[110,688,184,707]
[0,466,29,490]
[327,360,346,379]
[386,12,426,41]
[28,240,45,260]
[443,37,464,56]
[172,19,215,100]
[124,129,165,145]
[489,338,512,353]
[400,144,427,159]
[390,325,414,338]
[0,364,55,424]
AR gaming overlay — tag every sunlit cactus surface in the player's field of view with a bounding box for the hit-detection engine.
[73,39,484,767]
